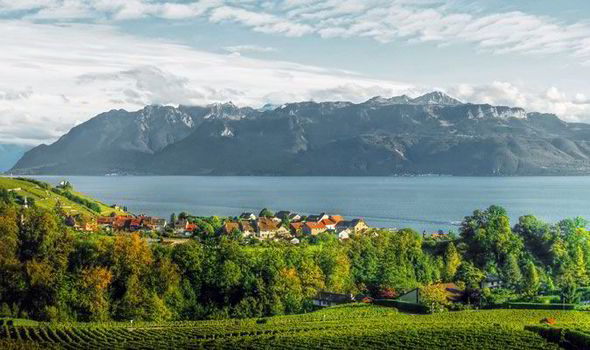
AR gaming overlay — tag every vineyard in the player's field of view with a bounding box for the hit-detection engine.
[2,304,590,349]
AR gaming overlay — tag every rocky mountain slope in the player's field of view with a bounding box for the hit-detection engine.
[10,92,590,176]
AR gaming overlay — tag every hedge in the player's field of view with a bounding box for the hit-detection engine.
[525,325,590,349]
[564,329,590,349]
[506,302,575,310]
[374,299,429,314]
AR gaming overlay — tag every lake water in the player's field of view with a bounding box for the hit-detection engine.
[30,176,590,233]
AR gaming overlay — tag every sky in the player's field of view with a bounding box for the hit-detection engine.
[1,0,590,146]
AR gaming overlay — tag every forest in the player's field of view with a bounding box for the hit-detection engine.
[0,199,588,322]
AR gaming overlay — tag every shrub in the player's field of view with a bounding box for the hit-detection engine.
[564,330,590,349]
[507,302,575,310]
[373,299,428,314]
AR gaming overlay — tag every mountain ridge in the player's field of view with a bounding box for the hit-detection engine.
[10,91,590,176]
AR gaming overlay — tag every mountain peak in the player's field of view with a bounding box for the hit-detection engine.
[412,91,462,105]
[364,95,412,106]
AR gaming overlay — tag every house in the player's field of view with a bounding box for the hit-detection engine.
[397,283,464,304]
[350,219,369,233]
[83,220,98,232]
[330,215,344,223]
[185,223,198,236]
[290,237,300,244]
[239,220,256,237]
[480,274,503,289]
[174,219,189,234]
[240,212,257,220]
[307,213,329,222]
[223,221,241,235]
[114,216,132,231]
[97,216,115,226]
[256,217,280,239]
[290,222,304,235]
[321,218,337,230]
[303,222,326,236]
[337,228,352,240]
[153,218,167,232]
[129,218,143,231]
[289,213,302,222]
[312,292,355,307]
[336,219,369,234]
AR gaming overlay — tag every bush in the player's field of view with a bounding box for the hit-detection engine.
[564,330,590,349]
[507,302,575,310]
[374,299,428,314]
[524,325,563,343]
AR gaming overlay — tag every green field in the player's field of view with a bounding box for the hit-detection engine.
[2,305,590,349]
[0,177,124,217]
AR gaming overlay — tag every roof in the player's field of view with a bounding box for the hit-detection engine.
[223,222,240,233]
[290,222,304,230]
[186,223,198,232]
[305,222,326,229]
[330,215,344,223]
[239,220,255,232]
[257,218,279,231]
[321,219,336,226]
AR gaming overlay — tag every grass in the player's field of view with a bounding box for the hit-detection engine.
[2,305,589,349]
[0,177,125,218]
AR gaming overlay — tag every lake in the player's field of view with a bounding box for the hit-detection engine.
[30,176,590,232]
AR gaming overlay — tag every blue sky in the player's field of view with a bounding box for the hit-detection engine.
[0,0,589,145]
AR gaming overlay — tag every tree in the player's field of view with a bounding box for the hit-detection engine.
[170,213,176,226]
[558,269,580,304]
[419,284,449,313]
[460,205,523,271]
[503,253,522,290]
[259,208,274,218]
[443,242,461,281]
[573,245,588,285]
[455,261,484,289]
[522,261,540,298]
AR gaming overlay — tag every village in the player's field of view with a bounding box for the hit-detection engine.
[66,207,378,244]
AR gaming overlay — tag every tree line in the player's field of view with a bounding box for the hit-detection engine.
[0,203,588,322]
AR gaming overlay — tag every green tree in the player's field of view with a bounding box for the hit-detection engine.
[443,242,461,281]
[460,205,523,271]
[503,253,522,290]
[455,261,484,289]
[259,208,274,218]
[522,261,540,298]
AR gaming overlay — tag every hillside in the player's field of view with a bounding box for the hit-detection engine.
[10,92,590,176]
[1,305,585,349]
[0,177,124,217]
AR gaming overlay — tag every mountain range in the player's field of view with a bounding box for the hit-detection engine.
[0,144,32,172]
[10,91,590,176]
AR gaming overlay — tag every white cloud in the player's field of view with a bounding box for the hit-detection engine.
[209,6,313,36]
[2,1,589,65]
[448,82,590,122]
[0,19,412,145]
[223,45,276,54]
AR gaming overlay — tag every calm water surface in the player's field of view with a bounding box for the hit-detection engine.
[31,176,590,232]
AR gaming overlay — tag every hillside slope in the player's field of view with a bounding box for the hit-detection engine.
[0,177,124,217]
[11,92,590,176]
